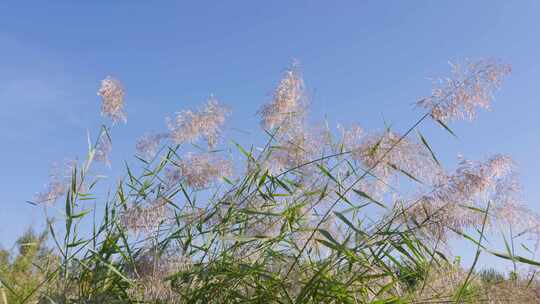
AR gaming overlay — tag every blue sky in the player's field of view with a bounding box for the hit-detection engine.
[1,1,539,268]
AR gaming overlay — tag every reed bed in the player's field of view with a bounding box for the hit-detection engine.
[1,59,539,303]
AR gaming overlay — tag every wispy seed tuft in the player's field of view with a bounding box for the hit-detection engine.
[166,96,229,148]
[417,60,511,122]
[98,76,127,123]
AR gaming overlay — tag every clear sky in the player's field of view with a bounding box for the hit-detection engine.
[1,1,539,268]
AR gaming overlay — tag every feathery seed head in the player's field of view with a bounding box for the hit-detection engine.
[406,154,517,239]
[166,153,233,189]
[259,63,307,131]
[166,96,229,148]
[417,60,511,122]
[120,198,169,234]
[33,160,78,205]
[135,132,169,160]
[98,76,127,123]
[352,131,441,193]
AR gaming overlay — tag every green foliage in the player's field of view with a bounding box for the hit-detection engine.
[479,268,505,284]
[0,228,57,303]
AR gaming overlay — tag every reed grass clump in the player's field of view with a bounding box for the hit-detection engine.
[2,59,540,303]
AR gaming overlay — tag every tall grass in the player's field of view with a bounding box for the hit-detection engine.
[2,59,540,303]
